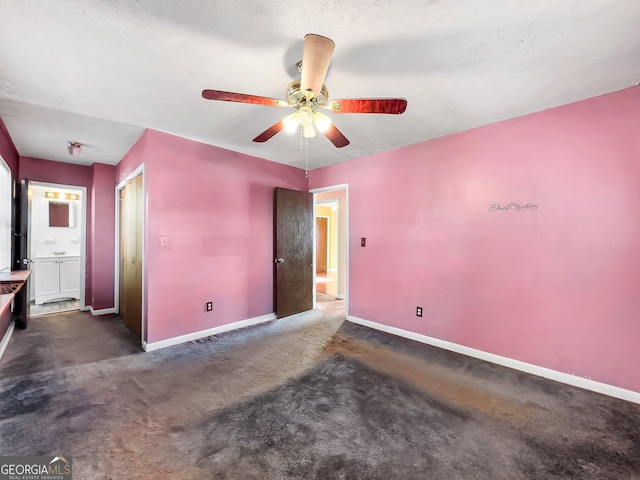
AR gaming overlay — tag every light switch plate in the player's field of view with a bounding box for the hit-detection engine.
[160,236,169,247]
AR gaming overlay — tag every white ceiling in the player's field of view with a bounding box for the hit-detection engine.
[1,1,639,170]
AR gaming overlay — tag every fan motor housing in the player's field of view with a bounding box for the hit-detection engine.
[285,80,329,106]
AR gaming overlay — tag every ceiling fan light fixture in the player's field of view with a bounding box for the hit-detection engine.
[283,112,299,132]
[313,111,332,132]
[297,106,314,127]
[302,124,316,138]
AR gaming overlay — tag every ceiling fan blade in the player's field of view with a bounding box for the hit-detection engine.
[202,89,289,108]
[300,34,335,98]
[323,98,407,114]
[253,121,286,143]
[322,123,350,148]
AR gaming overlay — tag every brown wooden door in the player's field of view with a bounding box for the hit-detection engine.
[275,187,313,318]
[119,174,143,337]
[316,217,328,273]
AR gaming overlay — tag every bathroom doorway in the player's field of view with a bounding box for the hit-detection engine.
[28,182,86,317]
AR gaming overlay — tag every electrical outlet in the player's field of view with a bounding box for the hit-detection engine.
[206,301,213,311]
[416,306,423,317]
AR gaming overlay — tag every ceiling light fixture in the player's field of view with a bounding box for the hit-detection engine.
[68,141,83,156]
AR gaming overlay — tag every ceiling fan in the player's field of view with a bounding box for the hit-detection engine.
[202,34,407,148]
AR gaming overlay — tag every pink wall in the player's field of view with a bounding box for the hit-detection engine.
[309,86,640,393]
[117,129,307,343]
[19,156,116,311]
[19,156,93,187]
[90,163,116,310]
[0,117,18,176]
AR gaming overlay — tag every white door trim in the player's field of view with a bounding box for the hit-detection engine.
[30,181,87,313]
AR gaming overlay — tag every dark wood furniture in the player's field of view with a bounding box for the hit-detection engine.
[0,270,31,330]
[0,293,14,343]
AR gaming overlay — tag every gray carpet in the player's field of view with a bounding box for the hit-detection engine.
[0,309,639,479]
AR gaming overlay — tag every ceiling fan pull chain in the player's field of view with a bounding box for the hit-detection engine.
[305,137,309,178]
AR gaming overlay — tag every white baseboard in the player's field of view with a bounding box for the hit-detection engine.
[0,320,15,361]
[143,313,276,352]
[347,315,640,405]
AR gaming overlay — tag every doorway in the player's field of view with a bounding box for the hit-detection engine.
[312,185,348,317]
[28,182,87,317]
[315,212,334,296]
[316,216,329,274]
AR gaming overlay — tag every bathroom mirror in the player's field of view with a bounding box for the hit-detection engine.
[49,201,75,228]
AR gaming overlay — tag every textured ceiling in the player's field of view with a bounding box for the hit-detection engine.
[1,1,639,170]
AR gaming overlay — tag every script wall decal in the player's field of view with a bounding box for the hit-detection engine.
[488,201,537,212]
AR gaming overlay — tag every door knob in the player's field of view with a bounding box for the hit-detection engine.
[275,258,285,264]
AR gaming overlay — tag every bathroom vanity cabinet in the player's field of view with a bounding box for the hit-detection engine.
[33,256,80,305]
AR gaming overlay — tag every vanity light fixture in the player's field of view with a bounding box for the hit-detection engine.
[45,192,79,201]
